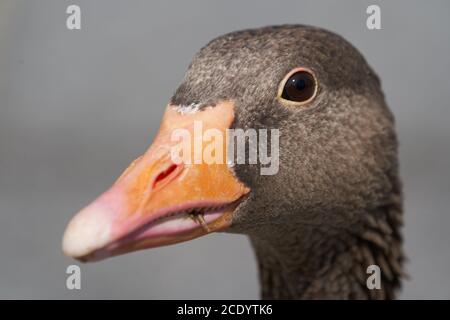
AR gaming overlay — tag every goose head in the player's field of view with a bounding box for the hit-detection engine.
[62,25,404,299]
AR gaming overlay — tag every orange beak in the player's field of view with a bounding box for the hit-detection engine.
[62,101,250,262]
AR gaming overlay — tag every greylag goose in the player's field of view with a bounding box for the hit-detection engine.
[62,25,404,299]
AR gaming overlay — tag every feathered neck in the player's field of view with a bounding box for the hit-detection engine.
[249,182,404,299]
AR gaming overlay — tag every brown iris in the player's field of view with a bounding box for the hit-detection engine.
[279,68,317,106]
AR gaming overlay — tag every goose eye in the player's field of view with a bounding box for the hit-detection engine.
[279,68,317,105]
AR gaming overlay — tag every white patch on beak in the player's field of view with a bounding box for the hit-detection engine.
[173,102,202,114]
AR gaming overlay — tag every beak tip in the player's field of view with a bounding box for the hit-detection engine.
[62,205,113,259]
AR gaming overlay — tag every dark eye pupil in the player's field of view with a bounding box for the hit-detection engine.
[281,71,316,102]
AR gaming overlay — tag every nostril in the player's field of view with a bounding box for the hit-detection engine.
[152,164,179,190]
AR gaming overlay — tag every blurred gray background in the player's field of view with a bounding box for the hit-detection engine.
[0,0,449,299]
